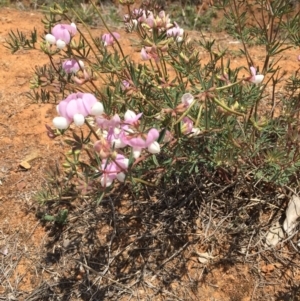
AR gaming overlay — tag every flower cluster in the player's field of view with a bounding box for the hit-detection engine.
[52,93,161,187]
[123,8,184,61]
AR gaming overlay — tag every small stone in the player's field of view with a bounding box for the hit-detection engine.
[19,161,31,170]
[266,221,284,247]
[283,195,300,235]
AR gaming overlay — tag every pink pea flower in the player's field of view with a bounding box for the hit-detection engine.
[141,47,151,60]
[181,93,194,107]
[163,130,173,143]
[96,114,126,149]
[138,10,154,27]
[121,80,131,91]
[248,66,264,84]
[45,23,77,49]
[132,8,144,19]
[181,117,193,134]
[73,69,91,85]
[167,22,184,42]
[145,14,155,28]
[62,59,84,74]
[53,93,104,129]
[121,128,160,158]
[100,154,129,187]
[94,137,111,159]
[106,127,127,149]
[141,47,159,61]
[97,114,121,130]
[156,11,172,29]
[102,32,120,46]
[124,110,143,126]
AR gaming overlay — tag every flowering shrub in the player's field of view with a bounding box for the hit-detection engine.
[6,0,300,204]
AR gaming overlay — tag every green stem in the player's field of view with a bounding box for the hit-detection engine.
[67,10,100,64]
[85,119,99,140]
[174,97,198,125]
[195,104,203,128]
[212,98,245,117]
[215,78,244,91]
[91,1,130,72]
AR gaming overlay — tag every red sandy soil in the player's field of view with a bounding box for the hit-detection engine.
[0,3,300,301]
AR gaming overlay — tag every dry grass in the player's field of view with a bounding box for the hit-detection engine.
[3,166,295,300]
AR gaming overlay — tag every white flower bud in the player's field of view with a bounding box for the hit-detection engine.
[91,102,104,116]
[124,110,136,121]
[45,34,56,44]
[116,172,126,182]
[148,141,160,154]
[73,114,85,126]
[112,138,126,149]
[176,36,183,43]
[53,116,69,129]
[132,147,142,158]
[251,75,264,84]
[56,39,66,49]
[78,60,84,68]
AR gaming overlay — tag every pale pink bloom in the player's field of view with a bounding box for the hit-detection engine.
[53,93,104,129]
[157,11,172,29]
[167,22,184,42]
[73,69,91,85]
[124,110,143,125]
[45,23,77,49]
[133,8,144,19]
[181,117,193,134]
[97,114,121,130]
[141,47,151,60]
[94,137,111,159]
[107,127,127,149]
[181,93,194,107]
[145,16,155,28]
[62,59,84,74]
[163,130,173,143]
[297,55,300,62]
[138,10,154,25]
[100,154,129,187]
[102,32,120,46]
[121,128,159,149]
[249,66,264,84]
[124,14,130,23]
[121,80,131,91]
[141,47,159,61]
